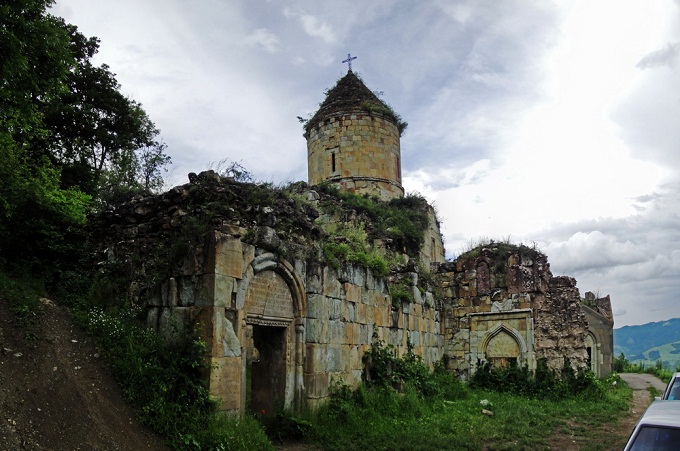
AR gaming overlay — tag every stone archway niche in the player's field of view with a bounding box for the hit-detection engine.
[467,309,535,375]
[485,329,520,368]
[585,332,599,375]
[243,253,305,416]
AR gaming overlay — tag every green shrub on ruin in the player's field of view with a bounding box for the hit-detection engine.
[389,282,412,308]
[82,305,273,450]
[470,358,606,401]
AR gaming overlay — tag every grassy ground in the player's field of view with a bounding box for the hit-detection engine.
[279,379,631,451]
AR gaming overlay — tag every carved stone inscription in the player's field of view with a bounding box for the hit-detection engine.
[245,271,294,320]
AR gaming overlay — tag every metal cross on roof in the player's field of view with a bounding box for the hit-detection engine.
[342,53,357,71]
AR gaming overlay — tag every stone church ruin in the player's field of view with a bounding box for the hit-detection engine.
[91,69,613,416]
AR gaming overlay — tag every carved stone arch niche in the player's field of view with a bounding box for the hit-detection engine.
[480,323,527,368]
[235,252,306,415]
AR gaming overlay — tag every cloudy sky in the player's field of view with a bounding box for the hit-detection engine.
[50,0,680,327]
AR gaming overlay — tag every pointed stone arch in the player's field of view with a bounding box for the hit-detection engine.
[479,323,527,368]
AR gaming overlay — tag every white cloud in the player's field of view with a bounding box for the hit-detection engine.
[283,8,336,43]
[545,231,644,273]
[637,42,680,69]
[49,0,680,326]
[243,28,281,53]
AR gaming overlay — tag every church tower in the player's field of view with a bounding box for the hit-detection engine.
[304,69,406,201]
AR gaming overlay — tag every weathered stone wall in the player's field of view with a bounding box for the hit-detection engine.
[306,111,404,201]
[539,276,588,369]
[137,232,443,413]
[419,205,446,267]
[581,292,614,377]
[435,244,589,377]
[90,172,612,416]
[89,173,441,414]
[302,261,442,409]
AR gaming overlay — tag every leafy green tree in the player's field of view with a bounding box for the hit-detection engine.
[138,141,172,192]
[39,37,170,198]
[0,0,169,279]
[613,353,629,372]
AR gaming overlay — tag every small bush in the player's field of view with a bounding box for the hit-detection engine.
[389,283,412,308]
[362,333,466,399]
[84,306,272,450]
[470,358,605,400]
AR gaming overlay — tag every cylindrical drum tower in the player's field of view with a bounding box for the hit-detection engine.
[304,70,405,201]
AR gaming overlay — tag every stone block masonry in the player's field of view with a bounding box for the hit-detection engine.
[307,112,404,201]
[90,172,612,417]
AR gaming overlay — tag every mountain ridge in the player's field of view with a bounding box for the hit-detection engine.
[614,317,680,368]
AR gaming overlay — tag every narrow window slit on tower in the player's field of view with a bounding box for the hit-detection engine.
[332,152,336,172]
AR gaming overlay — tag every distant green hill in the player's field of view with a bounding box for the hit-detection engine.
[614,317,680,368]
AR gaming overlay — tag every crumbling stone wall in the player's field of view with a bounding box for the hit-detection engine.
[434,244,589,377]
[89,171,442,414]
[90,171,612,415]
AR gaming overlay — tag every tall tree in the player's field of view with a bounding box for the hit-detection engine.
[0,0,170,276]
[40,27,170,197]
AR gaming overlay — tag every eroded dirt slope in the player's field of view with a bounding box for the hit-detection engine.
[0,297,168,451]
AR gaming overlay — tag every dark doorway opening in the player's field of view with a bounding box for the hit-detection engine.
[247,325,287,416]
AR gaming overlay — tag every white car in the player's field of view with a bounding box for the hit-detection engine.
[661,372,680,400]
[624,401,680,450]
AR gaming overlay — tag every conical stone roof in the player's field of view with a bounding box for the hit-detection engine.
[304,71,405,135]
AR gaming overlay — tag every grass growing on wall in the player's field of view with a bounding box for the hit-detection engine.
[316,185,431,258]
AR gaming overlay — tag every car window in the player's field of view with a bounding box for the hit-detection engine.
[628,425,680,450]
[668,379,679,400]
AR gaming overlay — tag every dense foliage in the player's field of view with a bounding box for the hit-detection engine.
[470,358,605,400]
[317,184,432,257]
[81,306,273,450]
[0,0,170,283]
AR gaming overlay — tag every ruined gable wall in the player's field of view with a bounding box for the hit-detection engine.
[540,276,588,369]
[435,245,589,376]
[581,292,614,377]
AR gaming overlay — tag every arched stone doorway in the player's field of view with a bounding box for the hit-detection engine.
[237,252,306,415]
[585,332,598,375]
[244,270,294,415]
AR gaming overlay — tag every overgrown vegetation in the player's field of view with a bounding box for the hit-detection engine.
[457,236,540,261]
[266,339,631,451]
[80,306,273,450]
[303,71,408,136]
[0,271,46,340]
[316,185,431,258]
[470,358,606,401]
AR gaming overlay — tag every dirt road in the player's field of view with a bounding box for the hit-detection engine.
[619,373,667,392]
[541,372,666,451]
